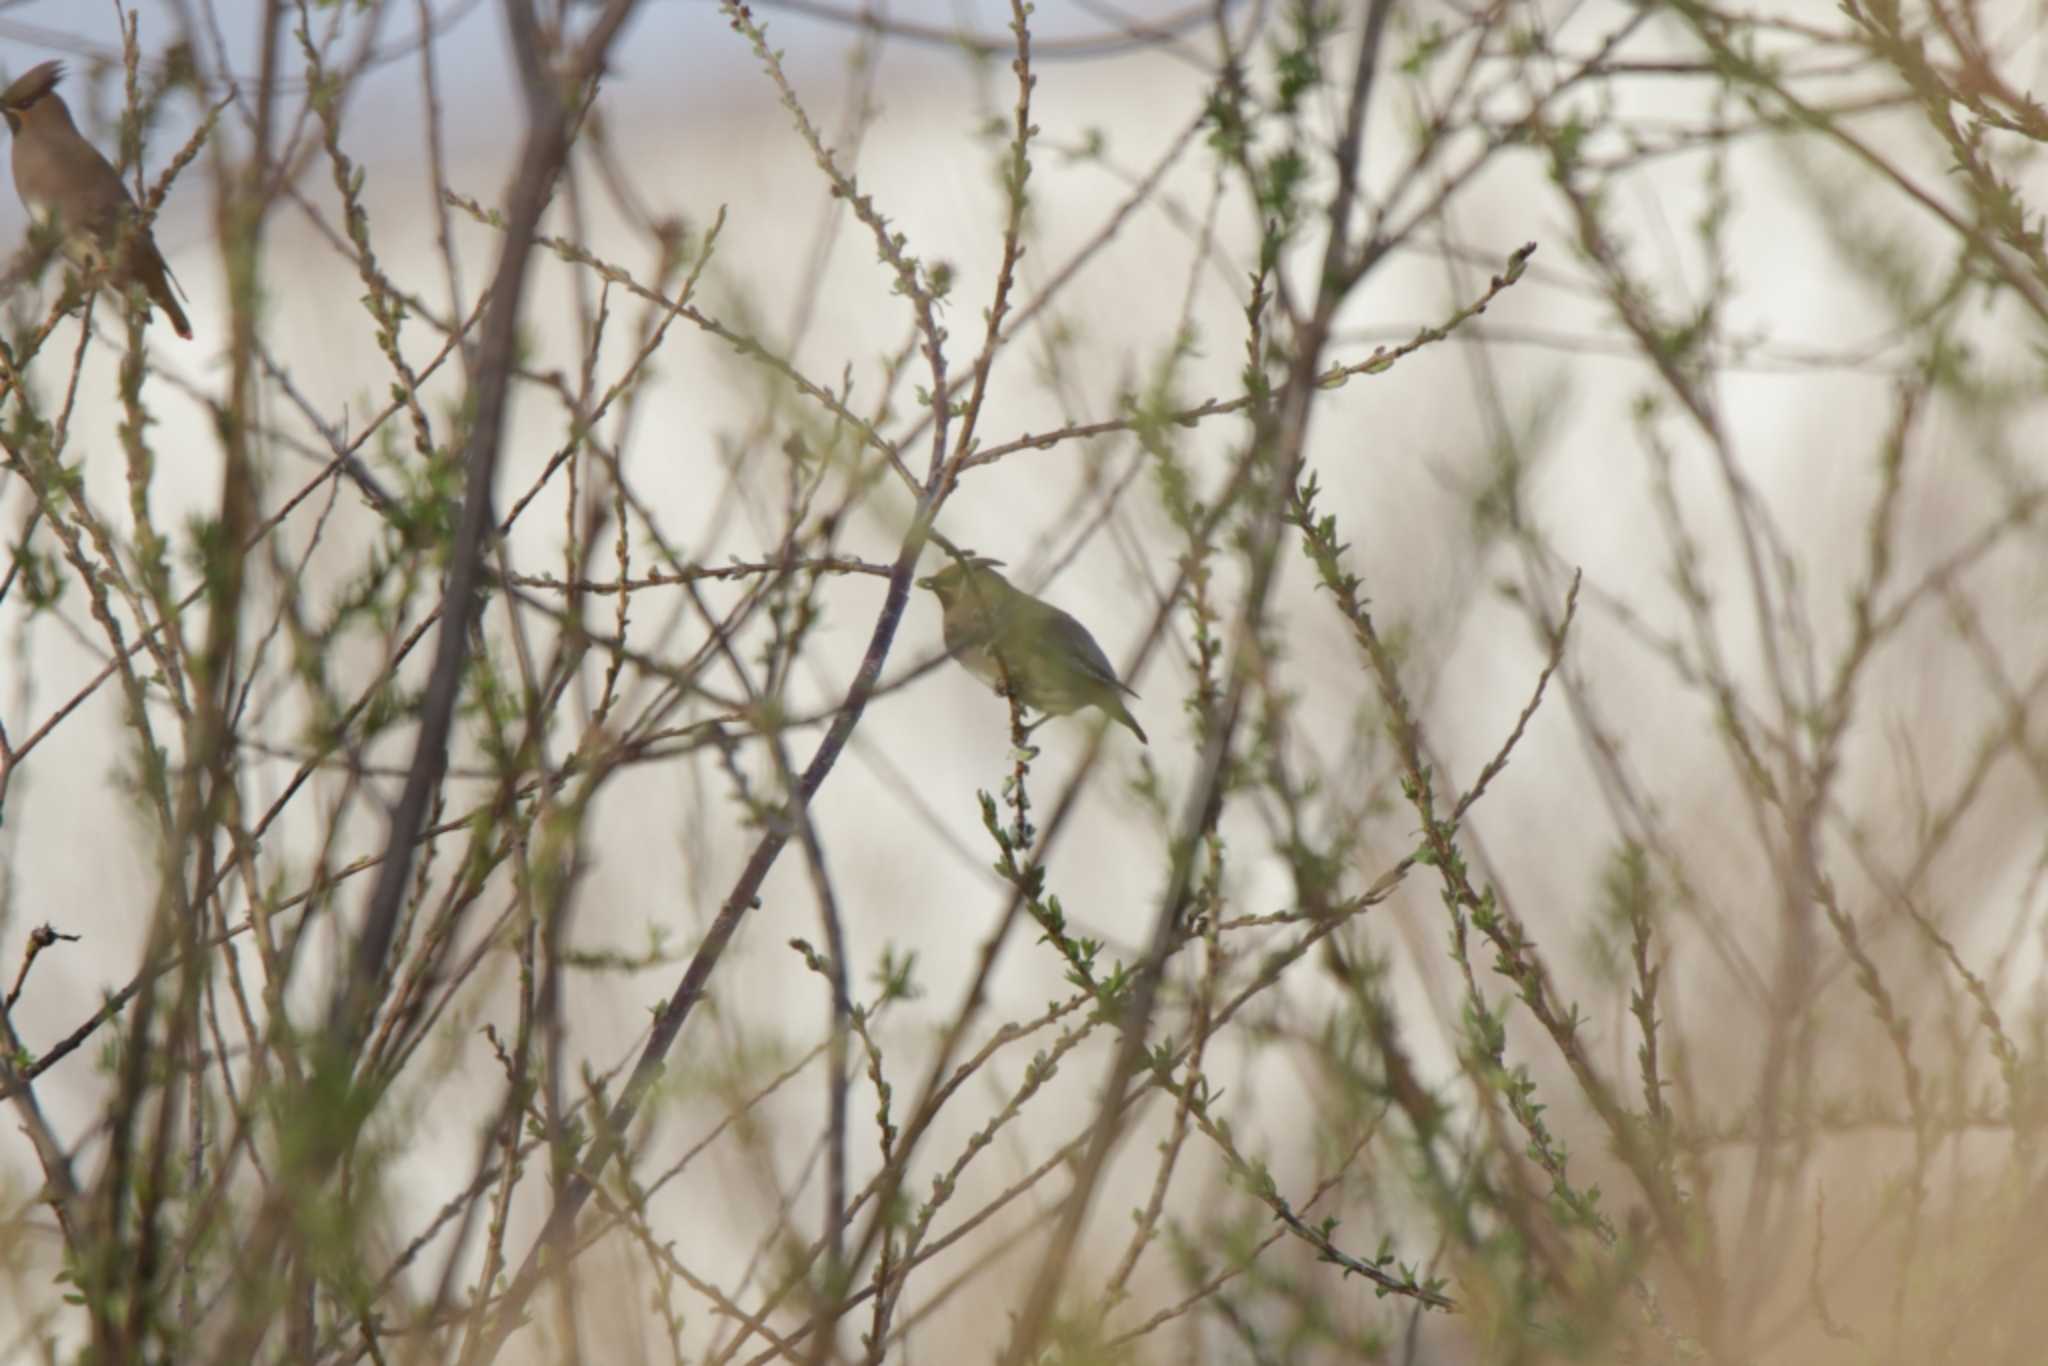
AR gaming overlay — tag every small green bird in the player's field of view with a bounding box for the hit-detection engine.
[918,558,1147,744]
[1,60,192,339]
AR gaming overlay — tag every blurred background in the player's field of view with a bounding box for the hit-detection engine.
[0,1,2044,1362]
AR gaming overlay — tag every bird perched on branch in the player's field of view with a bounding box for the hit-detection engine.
[919,557,1148,744]
[1,60,191,339]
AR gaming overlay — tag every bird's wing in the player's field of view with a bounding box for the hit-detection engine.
[1043,606,1132,693]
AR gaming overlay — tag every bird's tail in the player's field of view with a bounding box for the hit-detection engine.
[149,271,192,340]
[132,242,192,339]
[1111,700,1147,745]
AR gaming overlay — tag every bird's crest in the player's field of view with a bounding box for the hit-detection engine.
[2,62,64,112]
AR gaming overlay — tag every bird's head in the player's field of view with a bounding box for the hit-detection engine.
[1,62,68,136]
[916,557,1008,608]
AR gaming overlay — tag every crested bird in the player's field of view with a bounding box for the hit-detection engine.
[918,558,1148,744]
[1,61,191,339]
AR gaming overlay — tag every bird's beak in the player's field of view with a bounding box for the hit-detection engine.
[915,574,936,590]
